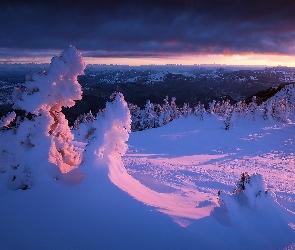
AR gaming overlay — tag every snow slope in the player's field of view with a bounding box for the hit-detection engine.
[1,114,295,250]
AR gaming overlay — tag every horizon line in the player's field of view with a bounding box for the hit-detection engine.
[0,62,292,68]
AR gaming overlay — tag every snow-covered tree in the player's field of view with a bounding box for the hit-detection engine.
[128,103,142,131]
[207,100,216,114]
[73,110,96,130]
[223,109,234,130]
[170,97,181,120]
[141,100,157,130]
[270,98,290,122]
[156,96,170,125]
[261,100,273,120]
[233,101,247,119]
[154,104,165,127]
[83,92,131,163]
[262,83,295,122]
[214,101,221,115]
[219,100,232,117]
[0,46,86,189]
[181,103,192,117]
[194,102,206,121]
[181,103,193,117]
[13,46,84,114]
[247,96,260,121]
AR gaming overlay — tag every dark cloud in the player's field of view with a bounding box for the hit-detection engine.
[1,0,295,59]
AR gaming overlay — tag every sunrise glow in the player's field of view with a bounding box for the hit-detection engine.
[83,53,295,67]
[2,47,295,67]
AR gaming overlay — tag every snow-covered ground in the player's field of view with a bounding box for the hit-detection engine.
[1,47,295,249]
[1,113,295,250]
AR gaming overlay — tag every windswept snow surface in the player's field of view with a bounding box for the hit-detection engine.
[1,114,295,249]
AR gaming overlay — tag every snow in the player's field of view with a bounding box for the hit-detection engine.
[147,71,166,82]
[1,113,295,249]
[1,48,295,249]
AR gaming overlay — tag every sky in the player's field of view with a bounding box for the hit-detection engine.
[1,0,295,66]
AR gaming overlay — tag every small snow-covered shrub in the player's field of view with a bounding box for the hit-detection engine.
[222,110,234,130]
[0,111,16,129]
[218,173,274,210]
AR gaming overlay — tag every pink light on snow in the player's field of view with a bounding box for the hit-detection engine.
[107,154,223,226]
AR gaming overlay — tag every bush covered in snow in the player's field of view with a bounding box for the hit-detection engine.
[218,173,274,210]
[0,111,16,129]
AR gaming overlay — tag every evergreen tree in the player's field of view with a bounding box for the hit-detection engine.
[194,102,206,120]
[170,97,181,120]
[161,96,171,125]
[219,100,231,117]
[247,96,259,121]
[223,109,234,130]
[207,100,216,114]
[73,111,96,130]
[84,92,131,162]
[128,103,142,131]
[1,46,86,189]
[261,100,273,120]
[141,100,157,130]
[214,101,221,115]
[181,103,192,117]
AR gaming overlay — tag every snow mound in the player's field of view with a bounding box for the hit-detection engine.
[218,173,275,212]
[210,173,295,248]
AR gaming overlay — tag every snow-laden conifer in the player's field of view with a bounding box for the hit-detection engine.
[13,46,84,114]
[0,46,86,189]
[170,97,181,120]
[82,92,131,163]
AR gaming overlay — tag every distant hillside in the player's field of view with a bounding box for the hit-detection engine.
[244,82,295,105]
[1,65,295,125]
